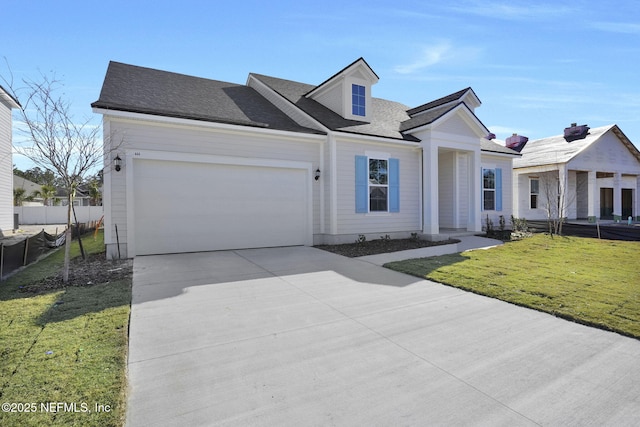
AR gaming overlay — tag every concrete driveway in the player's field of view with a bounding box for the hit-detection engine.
[128,246,640,426]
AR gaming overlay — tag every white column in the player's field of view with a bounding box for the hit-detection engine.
[613,172,622,221]
[422,144,439,235]
[558,165,568,220]
[636,175,640,221]
[468,149,482,232]
[587,170,597,222]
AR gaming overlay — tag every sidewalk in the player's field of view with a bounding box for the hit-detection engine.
[356,235,503,265]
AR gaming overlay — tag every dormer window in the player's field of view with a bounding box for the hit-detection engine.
[352,84,366,116]
[304,58,379,123]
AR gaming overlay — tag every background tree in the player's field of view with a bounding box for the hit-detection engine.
[87,179,102,206]
[13,187,27,206]
[3,69,105,282]
[13,166,56,185]
[31,184,57,206]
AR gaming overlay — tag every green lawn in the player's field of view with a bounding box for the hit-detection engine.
[0,231,130,427]
[385,234,640,339]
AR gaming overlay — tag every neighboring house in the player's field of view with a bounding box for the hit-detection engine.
[13,175,43,206]
[512,124,640,222]
[92,58,519,258]
[0,85,21,233]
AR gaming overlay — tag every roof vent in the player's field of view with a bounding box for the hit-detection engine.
[564,123,590,142]
[485,132,496,140]
[505,133,529,152]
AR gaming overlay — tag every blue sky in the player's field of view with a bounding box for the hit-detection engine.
[3,0,639,170]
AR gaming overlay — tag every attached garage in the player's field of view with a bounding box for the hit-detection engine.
[130,155,312,256]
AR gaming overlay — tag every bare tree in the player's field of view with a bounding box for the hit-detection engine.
[3,67,103,282]
[539,168,575,236]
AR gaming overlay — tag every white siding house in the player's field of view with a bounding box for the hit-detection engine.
[93,58,519,258]
[513,124,640,222]
[0,85,20,234]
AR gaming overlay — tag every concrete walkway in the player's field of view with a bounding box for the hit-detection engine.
[356,235,503,265]
[128,246,640,426]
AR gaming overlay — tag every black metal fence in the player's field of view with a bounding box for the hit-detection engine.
[527,221,640,241]
[0,220,102,279]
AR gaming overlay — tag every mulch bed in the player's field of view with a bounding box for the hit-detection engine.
[315,238,460,258]
[18,252,132,294]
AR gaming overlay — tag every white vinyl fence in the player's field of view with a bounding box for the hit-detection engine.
[14,206,104,225]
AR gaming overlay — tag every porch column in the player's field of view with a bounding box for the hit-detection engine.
[636,175,640,221]
[558,165,569,219]
[467,149,482,232]
[613,172,622,221]
[587,170,597,222]
[422,144,439,235]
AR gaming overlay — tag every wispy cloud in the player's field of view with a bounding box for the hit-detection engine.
[591,21,640,34]
[487,125,532,138]
[394,41,482,74]
[447,1,574,20]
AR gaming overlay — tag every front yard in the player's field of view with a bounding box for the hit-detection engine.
[385,234,640,339]
[0,231,131,427]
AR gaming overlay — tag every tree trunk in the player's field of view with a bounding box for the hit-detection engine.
[62,195,72,283]
[63,227,71,283]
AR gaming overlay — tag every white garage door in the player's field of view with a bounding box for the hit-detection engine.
[133,158,310,255]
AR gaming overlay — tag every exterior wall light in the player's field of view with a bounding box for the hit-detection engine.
[315,168,321,181]
[114,155,122,172]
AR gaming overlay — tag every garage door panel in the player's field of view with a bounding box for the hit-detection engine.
[133,159,309,255]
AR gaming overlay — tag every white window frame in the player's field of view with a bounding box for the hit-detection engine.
[344,77,370,121]
[482,168,496,211]
[530,177,540,209]
[368,157,389,212]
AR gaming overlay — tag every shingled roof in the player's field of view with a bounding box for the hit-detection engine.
[92,60,514,154]
[251,73,419,142]
[91,62,323,135]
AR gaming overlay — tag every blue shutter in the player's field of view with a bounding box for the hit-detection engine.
[481,169,484,211]
[389,158,400,212]
[355,155,368,213]
[496,168,503,211]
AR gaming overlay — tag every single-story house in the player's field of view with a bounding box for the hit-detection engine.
[0,85,20,234]
[92,58,519,258]
[512,124,640,222]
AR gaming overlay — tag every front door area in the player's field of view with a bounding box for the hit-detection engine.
[600,188,613,219]
[622,188,633,219]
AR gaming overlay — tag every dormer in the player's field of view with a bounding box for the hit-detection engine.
[407,87,481,118]
[305,58,379,122]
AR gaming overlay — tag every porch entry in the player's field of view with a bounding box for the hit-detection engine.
[622,189,633,219]
[600,188,613,219]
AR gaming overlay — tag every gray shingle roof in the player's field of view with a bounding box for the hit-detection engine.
[406,87,475,116]
[481,139,522,156]
[251,73,419,142]
[92,61,511,153]
[91,62,323,135]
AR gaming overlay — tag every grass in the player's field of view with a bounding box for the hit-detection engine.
[385,234,640,339]
[0,231,131,427]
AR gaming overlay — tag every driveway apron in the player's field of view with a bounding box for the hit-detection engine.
[127,246,640,426]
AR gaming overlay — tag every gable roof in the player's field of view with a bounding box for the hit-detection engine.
[93,60,507,150]
[252,73,419,142]
[407,87,479,116]
[514,124,640,168]
[304,57,379,99]
[91,62,323,135]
